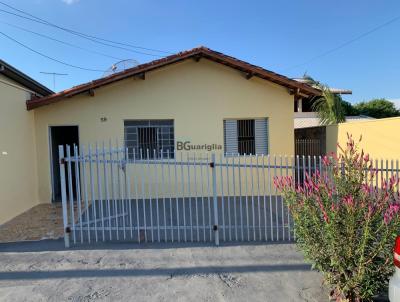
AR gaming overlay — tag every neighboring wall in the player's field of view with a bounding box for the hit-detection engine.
[33,59,295,203]
[0,74,39,224]
[326,117,400,159]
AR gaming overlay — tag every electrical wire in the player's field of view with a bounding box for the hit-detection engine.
[0,1,173,55]
[0,8,164,57]
[283,15,400,72]
[0,20,124,61]
[0,31,105,72]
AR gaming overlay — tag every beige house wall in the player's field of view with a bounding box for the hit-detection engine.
[326,117,400,160]
[33,59,295,202]
[0,74,39,224]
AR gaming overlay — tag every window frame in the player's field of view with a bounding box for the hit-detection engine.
[124,119,175,160]
[223,117,269,157]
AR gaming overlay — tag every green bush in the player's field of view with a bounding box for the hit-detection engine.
[274,135,400,301]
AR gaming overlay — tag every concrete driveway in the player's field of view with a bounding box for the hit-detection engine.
[0,240,327,302]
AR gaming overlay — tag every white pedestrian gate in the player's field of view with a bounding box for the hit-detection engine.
[58,143,312,248]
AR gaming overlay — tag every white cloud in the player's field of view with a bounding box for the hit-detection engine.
[62,0,79,4]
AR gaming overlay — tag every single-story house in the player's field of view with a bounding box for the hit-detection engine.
[0,59,53,224]
[1,46,322,225]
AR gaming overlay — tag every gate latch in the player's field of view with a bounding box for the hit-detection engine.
[213,225,218,231]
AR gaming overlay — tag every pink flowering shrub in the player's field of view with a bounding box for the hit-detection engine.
[275,134,400,301]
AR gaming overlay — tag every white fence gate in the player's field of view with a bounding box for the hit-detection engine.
[58,144,328,247]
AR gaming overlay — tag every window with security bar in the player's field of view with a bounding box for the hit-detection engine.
[223,118,269,156]
[124,120,174,159]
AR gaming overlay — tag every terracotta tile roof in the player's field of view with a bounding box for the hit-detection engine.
[26,46,321,110]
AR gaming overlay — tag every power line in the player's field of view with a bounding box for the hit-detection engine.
[0,8,164,57]
[0,21,124,61]
[0,1,173,55]
[283,15,400,72]
[0,31,105,72]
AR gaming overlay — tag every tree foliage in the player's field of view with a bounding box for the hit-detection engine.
[353,99,400,119]
[303,75,346,125]
[341,100,359,116]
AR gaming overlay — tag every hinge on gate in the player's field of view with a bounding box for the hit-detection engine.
[213,225,218,231]
[209,162,215,168]
[65,226,71,233]
[60,158,66,165]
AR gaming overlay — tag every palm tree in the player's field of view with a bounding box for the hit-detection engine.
[303,75,345,125]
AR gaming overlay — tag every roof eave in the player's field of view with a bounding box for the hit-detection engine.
[0,60,53,96]
[26,47,321,110]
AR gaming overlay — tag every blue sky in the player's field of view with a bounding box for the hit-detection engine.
[1,0,400,105]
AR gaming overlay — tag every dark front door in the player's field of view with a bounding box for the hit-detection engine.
[50,126,79,202]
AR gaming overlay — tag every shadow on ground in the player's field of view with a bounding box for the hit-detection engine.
[0,263,312,281]
[0,238,293,253]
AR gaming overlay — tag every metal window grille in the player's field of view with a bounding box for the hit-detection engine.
[124,120,174,159]
[238,119,255,155]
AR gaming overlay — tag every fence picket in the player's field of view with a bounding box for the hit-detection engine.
[232,155,238,241]
[268,155,273,241]
[103,143,112,240]
[262,154,267,241]
[153,149,160,242]
[219,153,225,242]
[256,155,261,241]
[194,153,200,242]
[211,153,219,246]
[206,153,212,242]
[179,152,186,242]
[74,145,83,243]
[88,145,98,242]
[127,147,133,239]
[167,150,173,242]
[243,154,249,240]
[147,149,154,242]
[174,151,180,242]
[225,154,231,241]
[140,149,147,242]
[238,155,244,241]
[66,145,76,244]
[81,146,90,243]
[250,154,255,241]
[95,144,105,242]
[161,150,167,242]
[133,149,140,242]
[200,152,206,242]
[58,146,70,248]
[186,152,193,242]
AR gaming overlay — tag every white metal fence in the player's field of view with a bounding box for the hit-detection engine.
[58,144,400,248]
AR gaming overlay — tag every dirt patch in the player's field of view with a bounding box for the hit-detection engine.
[0,204,64,243]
